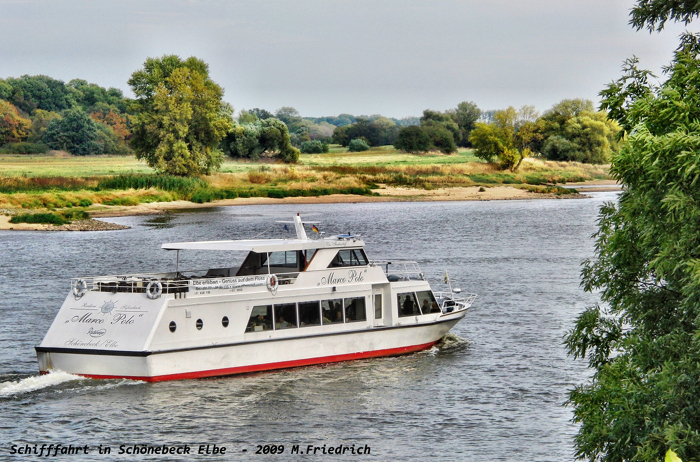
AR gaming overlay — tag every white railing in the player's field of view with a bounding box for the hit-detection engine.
[371,260,425,281]
[433,291,477,313]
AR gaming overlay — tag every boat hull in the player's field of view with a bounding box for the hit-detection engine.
[36,317,461,382]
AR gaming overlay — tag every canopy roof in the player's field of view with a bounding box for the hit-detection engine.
[161,237,364,253]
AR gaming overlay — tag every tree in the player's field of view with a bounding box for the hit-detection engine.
[42,107,100,155]
[0,101,32,145]
[27,109,61,143]
[565,34,700,462]
[447,101,481,147]
[128,55,233,176]
[300,140,328,154]
[224,118,299,163]
[630,0,700,31]
[469,106,536,169]
[3,75,75,115]
[394,125,432,153]
[420,109,461,150]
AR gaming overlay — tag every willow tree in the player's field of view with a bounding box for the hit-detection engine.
[128,55,232,176]
[565,35,700,462]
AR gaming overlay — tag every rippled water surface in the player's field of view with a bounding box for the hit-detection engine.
[0,194,618,460]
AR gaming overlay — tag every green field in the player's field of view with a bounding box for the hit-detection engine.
[0,146,610,212]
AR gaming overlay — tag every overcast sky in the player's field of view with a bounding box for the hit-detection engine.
[0,0,690,118]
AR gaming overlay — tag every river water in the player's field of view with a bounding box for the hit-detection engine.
[0,192,618,461]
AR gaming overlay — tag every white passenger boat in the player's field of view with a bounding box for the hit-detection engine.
[36,214,475,381]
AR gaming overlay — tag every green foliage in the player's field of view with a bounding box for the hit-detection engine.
[224,118,300,163]
[10,212,68,225]
[128,55,233,176]
[2,75,75,115]
[447,101,481,147]
[42,107,101,156]
[300,140,329,154]
[420,109,461,150]
[332,117,399,147]
[0,142,49,154]
[394,125,432,153]
[27,109,61,143]
[630,0,700,31]
[347,138,370,152]
[96,173,207,194]
[538,99,620,163]
[565,34,700,462]
[67,79,128,113]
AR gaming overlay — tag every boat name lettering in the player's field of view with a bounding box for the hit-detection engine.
[81,303,97,309]
[87,328,106,338]
[319,270,365,286]
[119,304,142,311]
[69,312,104,324]
[104,340,118,348]
[64,338,102,348]
[191,276,267,291]
[111,314,135,325]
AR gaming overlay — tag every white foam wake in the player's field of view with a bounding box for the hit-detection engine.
[0,371,84,398]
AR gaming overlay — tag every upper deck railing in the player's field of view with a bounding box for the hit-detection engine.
[370,260,425,281]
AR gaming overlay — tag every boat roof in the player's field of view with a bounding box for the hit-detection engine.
[161,237,365,253]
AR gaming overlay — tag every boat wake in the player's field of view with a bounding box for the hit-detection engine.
[0,370,85,398]
[435,332,472,352]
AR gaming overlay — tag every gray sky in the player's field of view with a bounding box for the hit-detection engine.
[0,0,689,118]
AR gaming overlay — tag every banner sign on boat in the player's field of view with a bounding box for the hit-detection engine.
[191,276,267,292]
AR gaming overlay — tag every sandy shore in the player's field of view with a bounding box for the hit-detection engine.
[0,184,597,231]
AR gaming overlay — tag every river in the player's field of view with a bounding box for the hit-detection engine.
[0,192,617,461]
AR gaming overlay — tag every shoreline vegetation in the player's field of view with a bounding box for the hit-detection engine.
[0,147,613,231]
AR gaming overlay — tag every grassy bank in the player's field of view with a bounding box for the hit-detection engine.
[0,147,610,212]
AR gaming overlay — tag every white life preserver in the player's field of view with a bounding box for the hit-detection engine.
[267,274,279,295]
[72,279,88,299]
[146,281,163,299]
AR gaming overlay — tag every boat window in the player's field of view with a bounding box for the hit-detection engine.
[329,249,368,268]
[274,303,298,329]
[196,319,203,330]
[416,291,440,314]
[321,299,344,324]
[345,297,366,322]
[222,316,229,327]
[398,292,420,317]
[267,251,298,268]
[246,305,273,332]
[169,321,177,333]
[374,294,382,319]
[299,301,321,327]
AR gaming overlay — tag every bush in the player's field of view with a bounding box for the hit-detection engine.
[61,209,90,220]
[348,139,370,152]
[9,212,68,225]
[394,126,432,154]
[0,142,50,154]
[300,140,329,154]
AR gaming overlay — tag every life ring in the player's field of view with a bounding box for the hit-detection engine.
[72,279,88,299]
[267,274,279,294]
[146,281,163,299]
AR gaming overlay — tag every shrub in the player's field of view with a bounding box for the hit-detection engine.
[300,140,329,154]
[0,142,50,154]
[9,213,68,225]
[348,139,370,152]
[394,126,431,153]
[96,174,207,194]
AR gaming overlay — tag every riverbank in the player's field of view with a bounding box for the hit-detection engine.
[0,184,602,230]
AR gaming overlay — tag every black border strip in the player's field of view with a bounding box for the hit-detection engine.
[35,316,460,357]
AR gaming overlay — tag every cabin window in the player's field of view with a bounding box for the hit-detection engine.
[274,303,298,329]
[222,316,229,327]
[374,294,382,319]
[266,251,298,268]
[246,305,273,332]
[169,321,177,333]
[196,319,203,330]
[321,299,344,324]
[344,297,366,322]
[298,301,321,327]
[416,291,440,314]
[329,249,368,268]
[398,292,420,317]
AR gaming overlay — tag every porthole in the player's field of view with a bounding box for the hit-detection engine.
[196,319,203,330]
[222,316,229,328]
[169,321,177,333]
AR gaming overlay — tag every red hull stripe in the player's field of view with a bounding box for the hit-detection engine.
[43,340,439,382]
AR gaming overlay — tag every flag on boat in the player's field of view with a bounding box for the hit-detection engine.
[283,224,290,232]
[312,225,319,234]
[444,270,449,284]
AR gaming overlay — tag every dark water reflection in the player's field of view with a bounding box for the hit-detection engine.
[0,193,617,461]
